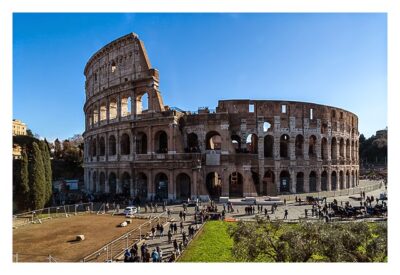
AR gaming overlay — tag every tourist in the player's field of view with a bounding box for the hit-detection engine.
[167,208,171,218]
[151,249,159,262]
[179,211,183,221]
[183,211,186,221]
[130,244,137,257]
[168,230,172,243]
[284,209,288,220]
[156,246,163,262]
[124,249,131,262]
[173,239,178,253]
[180,221,184,233]
[304,209,308,218]
[160,223,164,238]
[151,226,156,239]
[264,208,268,216]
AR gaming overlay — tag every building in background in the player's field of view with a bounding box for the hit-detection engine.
[12,119,27,136]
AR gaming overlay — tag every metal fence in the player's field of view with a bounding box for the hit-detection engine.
[13,202,94,228]
[13,253,58,263]
[81,211,168,262]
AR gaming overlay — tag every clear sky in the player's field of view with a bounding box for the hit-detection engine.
[13,13,387,140]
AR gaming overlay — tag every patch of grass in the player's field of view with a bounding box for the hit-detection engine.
[178,221,236,262]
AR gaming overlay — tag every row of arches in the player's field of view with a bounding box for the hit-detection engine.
[88,171,192,201]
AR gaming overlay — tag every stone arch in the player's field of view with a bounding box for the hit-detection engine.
[136,172,148,201]
[280,134,290,158]
[93,105,99,124]
[339,170,344,189]
[92,171,97,192]
[331,137,337,160]
[109,98,117,120]
[187,133,200,153]
[108,172,117,194]
[296,172,304,193]
[120,133,131,155]
[264,135,274,158]
[99,171,106,193]
[176,173,191,200]
[295,135,304,158]
[339,138,345,158]
[263,170,275,195]
[155,130,168,153]
[231,134,241,153]
[321,137,328,160]
[346,139,350,160]
[331,171,337,191]
[351,170,355,187]
[229,172,243,198]
[99,136,105,156]
[321,171,328,191]
[206,131,222,150]
[346,170,350,189]
[154,172,168,201]
[136,132,147,154]
[121,95,132,117]
[309,171,317,192]
[100,101,107,121]
[206,172,222,199]
[91,138,97,157]
[136,92,149,114]
[121,172,131,197]
[279,170,290,193]
[308,135,317,158]
[246,133,258,154]
[108,135,116,155]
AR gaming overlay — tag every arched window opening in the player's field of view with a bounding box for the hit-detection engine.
[331,137,337,160]
[308,135,317,158]
[136,173,148,201]
[176,173,191,201]
[155,173,168,201]
[246,133,258,154]
[262,170,275,196]
[99,137,105,156]
[206,172,222,199]
[109,98,118,120]
[231,134,241,153]
[155,131,168,153]
[321,138,328,160]
[346,171,350,189]
[111,61,117,73]
[309,171,317,192]
[91,138,97,157]
[108,172,117,194]
[339,138,345,158]
[280,134,290,158]
[321,171,328,191]
[108,135,116,156]
[206,131,222,150]
[187,133,200,153]
[296,172,304,193]
[136,93,149,114]
[339,171,344,189]
[264,135,274,158]
[120,133,131,155]
[229,172,243,198]
[136,132,147,154]
[279,171,290,193]
[93,106,99,124]
[100,102,107,121]
[346,139,350,160]
[121,172,131,197]
[331,171,337,191]
[295,135,304,158]
[121,96,132,117]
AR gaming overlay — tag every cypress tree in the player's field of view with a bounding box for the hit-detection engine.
[29,142,46,209]
[39,141,53,205]
[19,150,30,209]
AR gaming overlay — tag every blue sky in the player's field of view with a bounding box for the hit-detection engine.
[13,13,387,140]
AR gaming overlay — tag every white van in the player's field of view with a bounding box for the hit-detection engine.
[123,206,138,216]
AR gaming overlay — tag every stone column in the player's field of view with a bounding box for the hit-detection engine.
[168,170,175,200]
[117,95,122,121]
[327,169,332,191]
[304,137,309,160]
[316,170,321,192]
[222,169,229,197]
[274,136,280,160]
[289,139,296,161]
[275,168,281,194]
[290,170,296,193]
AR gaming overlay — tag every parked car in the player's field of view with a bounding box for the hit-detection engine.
[123,206,138,216]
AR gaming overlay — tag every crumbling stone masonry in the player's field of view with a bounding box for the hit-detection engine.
[83,33,360,201]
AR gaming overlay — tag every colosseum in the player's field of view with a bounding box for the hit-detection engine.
[83,33,360,202]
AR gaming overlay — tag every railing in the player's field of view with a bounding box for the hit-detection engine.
[81,211,169,262]
[13,202,94,228]
[13,253,58,263]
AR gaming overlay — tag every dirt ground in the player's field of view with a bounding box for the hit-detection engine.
[13,214,150,262]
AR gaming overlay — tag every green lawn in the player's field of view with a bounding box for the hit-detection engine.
[178,221,236,262]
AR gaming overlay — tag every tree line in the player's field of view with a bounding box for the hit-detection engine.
[13,136,52,212]
[228,218,387,262]
[359,132,387,165]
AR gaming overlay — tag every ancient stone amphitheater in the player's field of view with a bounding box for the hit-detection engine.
[83,33,360,202]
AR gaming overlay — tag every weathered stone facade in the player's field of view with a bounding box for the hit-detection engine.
[83,33,360,201]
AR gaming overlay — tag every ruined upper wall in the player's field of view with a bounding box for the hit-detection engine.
[84,33,158,99]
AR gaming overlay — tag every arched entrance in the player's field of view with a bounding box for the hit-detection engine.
[99,172,105,193]
[296,172,304,193]
[136,173,148,201]
[309,171,317,192]
[187,133,199,152]
[155,173,168,201]
[339,171,344,189]
[351,171,355,187]
[108,172,117,194]
[176,173,191,200]
[279,171,290,193]
[206,131,222,150]
[206,172,222,199]
[155,131,168,153]
[92,171,97,192]
[346,171,350,189]
[263,170,275,196]
[229,172,243,198]
[136,132,147,154]
[264,135,274,158]
[321,171,328,191]
[331,171,337,191]
[121,172,131,197]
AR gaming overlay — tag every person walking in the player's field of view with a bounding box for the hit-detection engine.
[284,209,288,220]
[151,249,159,263]
[180,221,184,233]
[168,229,172,243]
[151,226,156,239]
